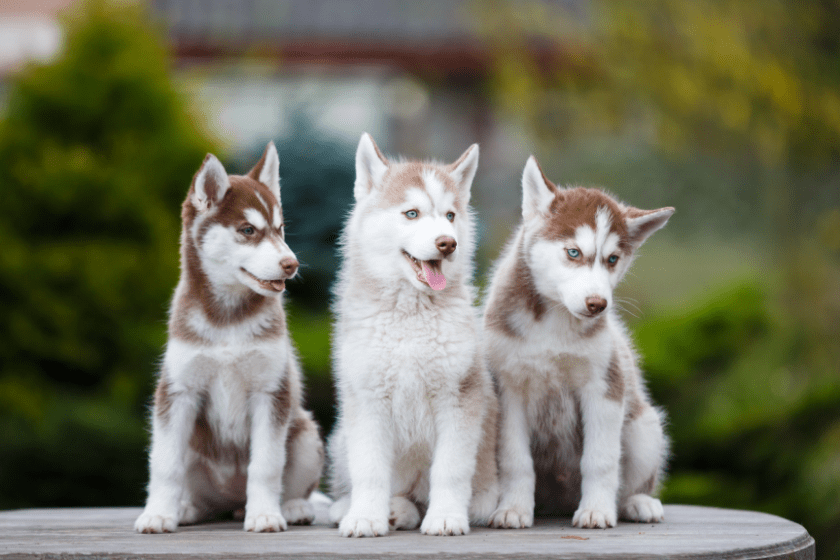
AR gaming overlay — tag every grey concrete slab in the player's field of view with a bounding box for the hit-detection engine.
[0,505,814,559]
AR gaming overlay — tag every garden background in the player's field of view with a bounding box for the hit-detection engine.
[0,1,838,558]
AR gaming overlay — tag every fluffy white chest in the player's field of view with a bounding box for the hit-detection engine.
[492,312,609,396]
[164,338,288,445]
[339,297,477,443]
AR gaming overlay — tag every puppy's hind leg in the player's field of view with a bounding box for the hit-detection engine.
[389,496,421,530]
[281,411,325,526]
[619,404,667,523]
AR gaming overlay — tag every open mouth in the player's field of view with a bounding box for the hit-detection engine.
[402,251,446,291]
[241,268,286,293]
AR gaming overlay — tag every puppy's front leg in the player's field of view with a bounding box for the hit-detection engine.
[421,394,483,536]
[573,377,624,529]
[339,398,393,538]
[490,386,535,529]
[244,391,290,532]
[135,385,199,533]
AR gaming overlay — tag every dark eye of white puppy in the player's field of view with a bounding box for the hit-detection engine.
[446,212,455,221]
[405,210,419,219]
[240,225,255,236]
[608,254,619,264]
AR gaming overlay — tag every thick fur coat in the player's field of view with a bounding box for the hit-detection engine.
[135,144,324,534]
[485,156,673,529]
[327,134,499,537]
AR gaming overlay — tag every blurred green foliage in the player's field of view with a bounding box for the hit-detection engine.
[0,0,217,507]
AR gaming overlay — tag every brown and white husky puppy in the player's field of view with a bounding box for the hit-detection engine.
[485,156,673,529]
[135,143,324,533]
[327,133,499,537]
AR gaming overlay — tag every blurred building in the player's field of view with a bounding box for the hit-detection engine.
[148,0,585,224]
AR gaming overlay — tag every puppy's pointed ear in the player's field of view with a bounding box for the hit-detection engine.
[191,154,230,212]
[447,144,479,199]
[354,132,389,201]
[248,141,281,202]
[625,206,675,247]
[522,156,558,220]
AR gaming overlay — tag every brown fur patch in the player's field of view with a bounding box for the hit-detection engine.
[605,351,625,402]
[573,397,585,456]
[459,363,482,400]
[190,399,249,464]
[581,316,606,337]
[272,376,291,427]
[542,187,629,250]
[625,395,646,422]
[379,162,463,210]
[485,238,546,337]
[154,377,173,424]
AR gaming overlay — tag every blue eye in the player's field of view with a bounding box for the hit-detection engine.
[405,210,419,219]
[567,248,580,258]
[608,255,619,264]
[240,226,255,235]
[446,212,455,221]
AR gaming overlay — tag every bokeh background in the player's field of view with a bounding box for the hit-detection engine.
[1,0,838,556]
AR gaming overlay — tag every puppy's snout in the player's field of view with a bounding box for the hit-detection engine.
[585,296,607,315]
[280,257,299,278]
[436,236,457,256]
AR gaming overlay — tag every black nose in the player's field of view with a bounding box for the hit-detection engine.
[585,296,607,315]
[436,236,457,256]
[280,257,298,277]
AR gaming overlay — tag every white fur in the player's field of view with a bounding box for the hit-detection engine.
[521,155,555,220]
[258,141,281,202]
[135,153,322,534]
[191,154,230,211]
[485,160,672,530]
[328,135,498,537]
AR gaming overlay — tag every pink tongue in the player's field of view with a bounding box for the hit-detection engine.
[422,261,446,291]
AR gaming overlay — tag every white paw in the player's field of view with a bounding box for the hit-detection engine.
[470,487,501,522]
[178,502,203,525]
[420,511,470,536]
[244,511,288,532]
[283,498,315,525]
[328,496,351,527]
[389,496,421,530]
[489,505,533,529]
[573,506,616,529]
[621,494,664,523]
[338,513,389,537]
[135,511,177,533]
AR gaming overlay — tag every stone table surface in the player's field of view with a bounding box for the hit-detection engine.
[0,505,814,559]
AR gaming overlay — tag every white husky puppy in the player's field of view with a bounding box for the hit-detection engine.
[485,156,673,529]
[327,133,499,537]
[135,143,324,533]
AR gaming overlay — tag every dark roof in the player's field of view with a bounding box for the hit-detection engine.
[150,0,585,75]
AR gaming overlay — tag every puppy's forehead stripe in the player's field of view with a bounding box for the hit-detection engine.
[542,187,629,248]
[379,162,464,209]
[255,192,270,214]
[273,206,282,228]
[244,208,267,229]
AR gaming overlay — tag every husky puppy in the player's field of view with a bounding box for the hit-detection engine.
[134,143,324,533]
[485,156,673,529]
[327,133,499,537]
